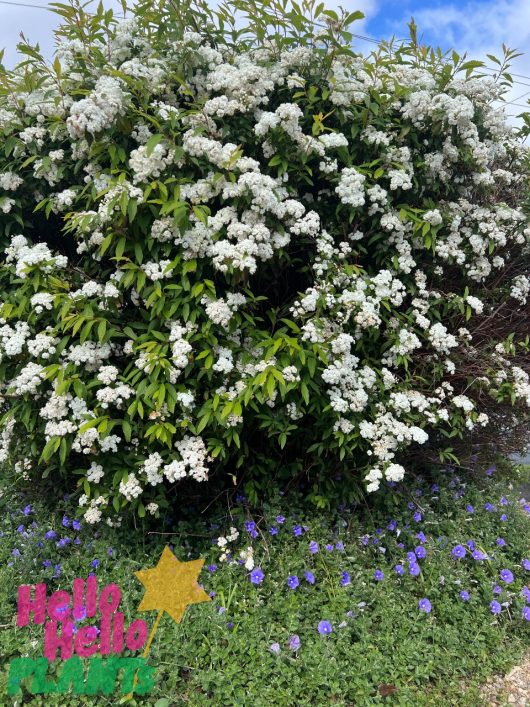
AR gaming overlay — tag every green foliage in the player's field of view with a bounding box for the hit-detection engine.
[0,463,529,705]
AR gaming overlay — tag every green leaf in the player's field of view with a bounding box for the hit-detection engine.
[122,420,132,442]
[97,319,107,342]
[145,133,165,156]
[40,436,61,463]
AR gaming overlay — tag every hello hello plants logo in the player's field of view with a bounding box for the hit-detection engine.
[7,547,211,697]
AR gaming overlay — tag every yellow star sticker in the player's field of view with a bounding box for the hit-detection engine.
[134,546,211,624]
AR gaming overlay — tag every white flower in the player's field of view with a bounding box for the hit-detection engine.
[335,167,366,207]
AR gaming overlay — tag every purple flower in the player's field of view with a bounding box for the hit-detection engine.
[467,540,476,551]
[409,563,420,577]
[53,564,62,578]
[521,586,530,601]
[466,505,474,514]
[208,564,217,573]
[374,569,384,581]
[62,515,70,528]
[500,514,508,522]
[276,515,285,524]
[485,503,495,512]
[522,559,530,571]
[55,603,69,618]
[72,520,81,531]
[309,541,319,554]
[460,590,470,602]
[57,537,71,548]
[431,484,440,493]
[490,600,502,615]
[23,505,31,516]
[250,529,258,539]
[452,544,466,559]
[416,532,427,544]
[244,520,255,533]
[289,634,301,651]
[12,548,21,557]
[293,525,303,537]
[472,549,487,561]
[387,520,397,532]
[42,560,51,567]
[500,496,508,506]
[16,525,24,534]
[407,552,416,563]
[485,465,496,476]
[493,585,503,595]
[250,567,264,585]
[522,606,530,621]
[218,607,226,614]
[335,542,344,551]
[287,575,299,590]
[304,571,315,584]
[340,571,351,587]
[90,559,99,569]
[269,642,281,655]
[325,543,334,552]
[496,538,506,547]
[415,546,427,560]
[317,620,332,635]
[418,598,432,613]
[45,530,57,541]
[500,569,514,584]
[395,564,405,576]
[413,512,422,522]
[269,526,278,536]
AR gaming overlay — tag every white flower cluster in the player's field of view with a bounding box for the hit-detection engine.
[67,76,127,137]
[87,462,104,483]
[0,172,23,190]
[129,142,175,183]
[5,235,67,278]
[335,167,366,207]
[118,472,143,501]
[510,275,529,304]
[203,293,246,327]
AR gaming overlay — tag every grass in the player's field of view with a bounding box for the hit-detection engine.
[0,461,529,706]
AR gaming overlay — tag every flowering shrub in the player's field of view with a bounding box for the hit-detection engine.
[0,0,528,521]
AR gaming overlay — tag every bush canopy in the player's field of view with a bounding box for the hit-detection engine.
[0,0,528,522]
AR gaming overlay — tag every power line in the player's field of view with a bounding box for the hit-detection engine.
[0,0,126,15]
[0,0,55,8]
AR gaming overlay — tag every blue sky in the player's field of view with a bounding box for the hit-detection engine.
[2,0,530,116]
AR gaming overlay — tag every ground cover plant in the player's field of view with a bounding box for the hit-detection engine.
[0,0,527,521]
[0,460,529,705]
